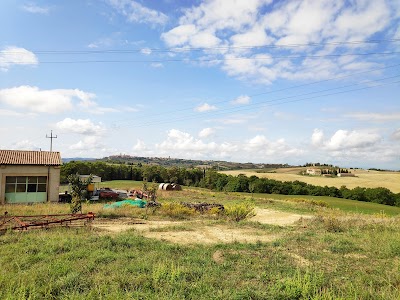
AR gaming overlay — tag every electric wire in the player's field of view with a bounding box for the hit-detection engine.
[86,74,399,133]
[5,38,400,54]
[114,63,400,126]
[3,51,399,64]
[119,77,400,129]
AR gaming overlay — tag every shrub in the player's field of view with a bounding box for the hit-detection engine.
[224,203,255,222]
[323,216,344,233]
[288,198,330,208]
[159,202,195,219]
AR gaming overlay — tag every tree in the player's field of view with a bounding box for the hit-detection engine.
[67,174,93,213]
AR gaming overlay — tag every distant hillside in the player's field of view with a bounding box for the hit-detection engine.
[93,155,292,170]
[62,157,97,163]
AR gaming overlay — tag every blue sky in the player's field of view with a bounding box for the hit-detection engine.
[0,0,399,169]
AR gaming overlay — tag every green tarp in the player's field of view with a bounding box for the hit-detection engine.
[104,199,147,209]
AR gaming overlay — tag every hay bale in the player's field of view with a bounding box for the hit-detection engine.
[172,183,182,191]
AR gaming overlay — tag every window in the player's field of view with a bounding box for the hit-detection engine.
[5,176,47,193]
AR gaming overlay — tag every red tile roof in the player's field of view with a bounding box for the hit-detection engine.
[0,150,61,165]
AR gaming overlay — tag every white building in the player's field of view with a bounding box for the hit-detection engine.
[0,150,61,204]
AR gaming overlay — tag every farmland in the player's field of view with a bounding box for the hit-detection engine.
[221,168,400,193]
[1,182,400,299]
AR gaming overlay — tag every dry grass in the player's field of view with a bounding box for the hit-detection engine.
[221,168,400,193]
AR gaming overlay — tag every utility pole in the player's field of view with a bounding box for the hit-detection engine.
[46,130,57,152]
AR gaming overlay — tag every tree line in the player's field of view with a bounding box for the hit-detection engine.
[61,161,400,207]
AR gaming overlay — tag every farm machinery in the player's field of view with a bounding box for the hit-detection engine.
[0,211,95,233]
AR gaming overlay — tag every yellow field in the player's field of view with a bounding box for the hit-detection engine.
[221,168,400,193]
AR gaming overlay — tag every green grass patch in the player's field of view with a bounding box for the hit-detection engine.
[253,193,400,216]
[2,183,400,299]
[1,221,399,299]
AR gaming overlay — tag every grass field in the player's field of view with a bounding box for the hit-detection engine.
[3,181,399,299]
[221,168,400,193]
[57,180,400,216]
[1,218,400,299]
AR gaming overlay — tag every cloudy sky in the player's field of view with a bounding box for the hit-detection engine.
[1,0,399,169]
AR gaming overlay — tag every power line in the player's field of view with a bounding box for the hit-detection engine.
[127,77,400,129]
[98,74,400,131]
[35,78,399,149]
[112,64,400,127]
[135,79,400,129]
[5,38,400,54]
[3,51,399,64]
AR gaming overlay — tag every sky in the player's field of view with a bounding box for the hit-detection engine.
[0,0,399,169]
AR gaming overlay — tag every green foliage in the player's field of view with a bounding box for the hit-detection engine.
[270,270,325,299]
[67,174,93,214]
[61,161,400,208]
[1,196,400,299]
[159,202,196,219]
[287,198,330,208]
[323,216,344,233]
[1,219,399,299]
[224,202,255,222]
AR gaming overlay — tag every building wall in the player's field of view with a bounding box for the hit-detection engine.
[0,165,60,204]
[306,168,322,175]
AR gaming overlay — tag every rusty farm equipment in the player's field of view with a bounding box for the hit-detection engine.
[0,212,95,233]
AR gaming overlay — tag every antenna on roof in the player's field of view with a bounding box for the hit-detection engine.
[46,130,57,152]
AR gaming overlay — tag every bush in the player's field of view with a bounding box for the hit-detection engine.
[323,216,344,233]
[159,202,195,219]
[287,198,330,208]
[224,203,255,222]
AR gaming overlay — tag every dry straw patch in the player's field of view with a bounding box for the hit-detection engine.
[91,207,312,245]
[222,169,400,192]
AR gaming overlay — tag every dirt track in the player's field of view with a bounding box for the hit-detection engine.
[92,208,310,245]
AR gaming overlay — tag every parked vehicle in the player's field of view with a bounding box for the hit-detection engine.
[98,188,119,199]
[58,192,72,203]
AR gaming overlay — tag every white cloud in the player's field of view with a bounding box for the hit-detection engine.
[0,85,117,115]
[218,119,247,125]
[244,135,302,156]
[11,139,40,151]
[231,95,251,105]
[161,0,400,84]
[56,118,105,135]
[150,62,164,68]
[195,103,217,112]
[133,139,148,151]
[0,46,38,71]
[141,48,152,55]
[21,3,49,14]
[0,86,96,113]
[108,0,168,26]
[345,112,400,122]
[311,128,324,146]
[0,109,25,117]
[392,128,400,140]
[198,127,215,138]
[311,128,382,150]
[161,24,197,46]
[308,127,400,166]
[326,129,381,150]
[151,129,300,161]
[69,136,104,150]
[156,129,232,159]
[215,112,260,125]
[88,39,114,49]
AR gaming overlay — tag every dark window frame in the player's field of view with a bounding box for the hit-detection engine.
[5,176,47,193]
